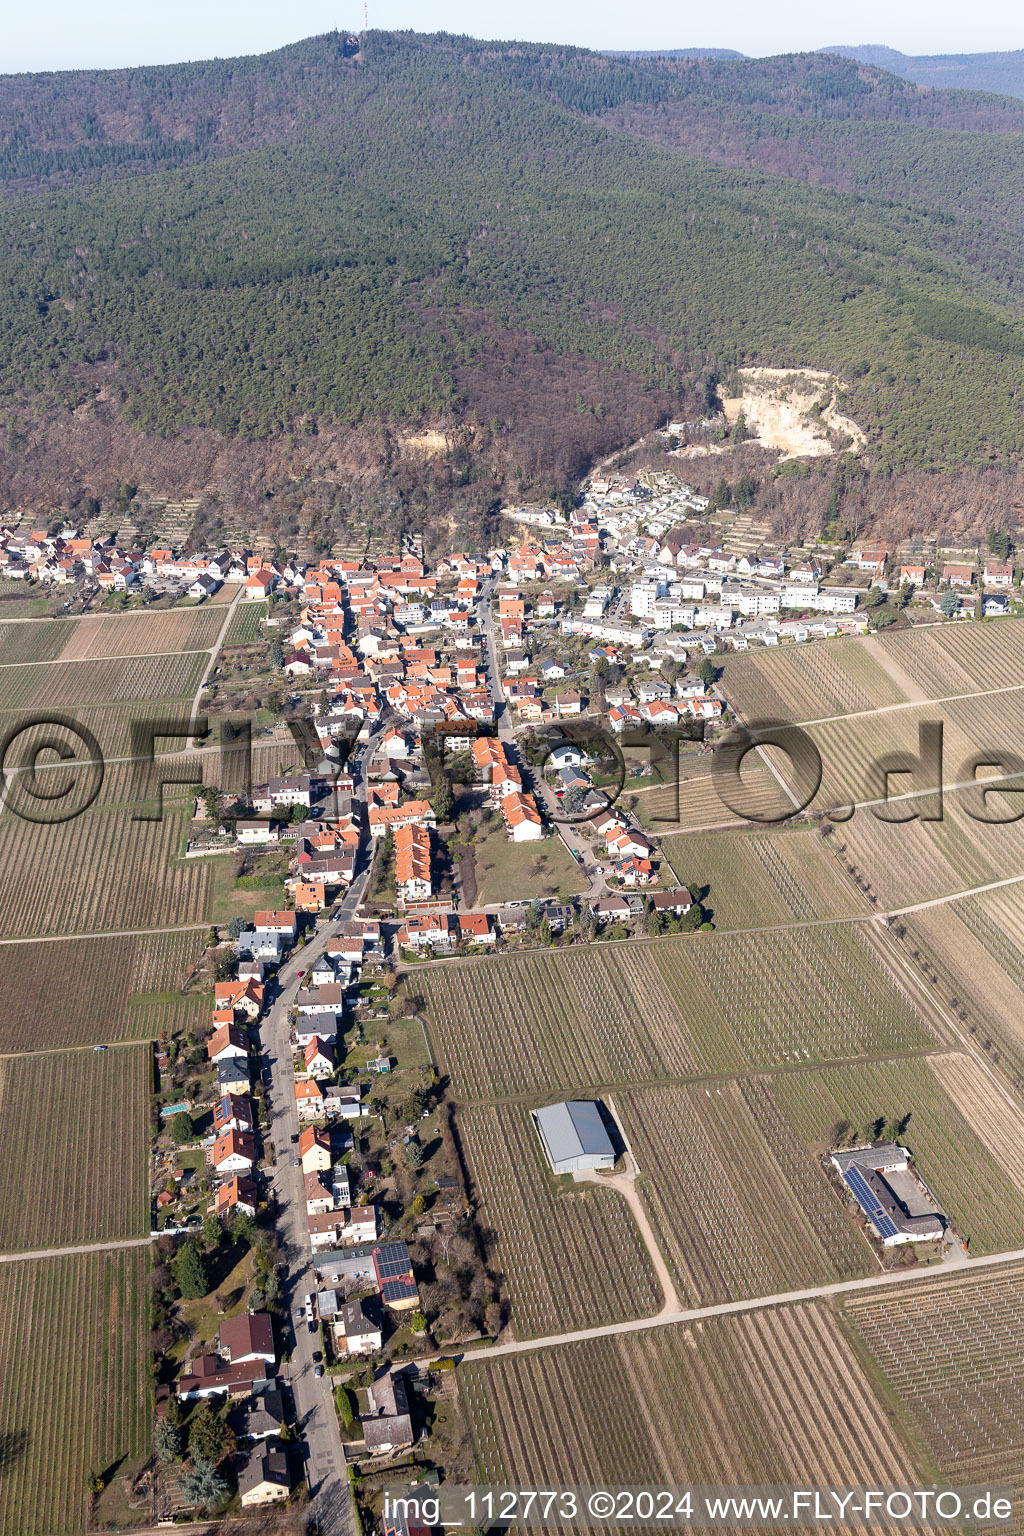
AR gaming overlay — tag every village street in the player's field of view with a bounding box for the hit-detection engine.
[257,728,385,1536]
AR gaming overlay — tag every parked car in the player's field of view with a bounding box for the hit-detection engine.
[314,1364,324,1378]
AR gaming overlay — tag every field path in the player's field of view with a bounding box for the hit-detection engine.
[0,646,210,669]
[451,1243,1024,1366]
[186,583,245,749]
[575,1170,681,1314]
[748,675,1024,731]
[860,634,929,703]
[0,1235,152,1264]
[0,922,209,946]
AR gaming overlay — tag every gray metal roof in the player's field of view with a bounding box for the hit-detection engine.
[535,1101,613,1164]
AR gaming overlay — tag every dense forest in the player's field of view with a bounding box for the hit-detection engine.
[4,32,1024,530]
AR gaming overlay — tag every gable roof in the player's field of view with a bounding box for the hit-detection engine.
[219,1312,274,1361]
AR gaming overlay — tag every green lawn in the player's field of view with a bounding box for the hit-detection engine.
[470,821,585,905]
[207,855,286,923]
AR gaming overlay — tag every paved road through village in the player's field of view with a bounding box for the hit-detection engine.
[259,730,384,1536]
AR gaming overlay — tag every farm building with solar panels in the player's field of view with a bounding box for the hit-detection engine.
[831,1143,947,1246]
[533,1100,616,1175]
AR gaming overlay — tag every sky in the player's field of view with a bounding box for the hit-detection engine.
[3,0,1022,72]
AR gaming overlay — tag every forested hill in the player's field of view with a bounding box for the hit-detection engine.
[5,31,1024,524]
[825,46,1024,101]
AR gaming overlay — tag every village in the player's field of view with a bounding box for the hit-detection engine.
[3,469,1023,1525]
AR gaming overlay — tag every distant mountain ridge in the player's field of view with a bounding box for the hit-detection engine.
[823,44,1024,99]
[4,31,1024,527]
[604,48,744,60]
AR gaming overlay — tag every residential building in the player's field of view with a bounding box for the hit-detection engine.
[942,563,974,588]
[238,1446,290,1506]
[219,1313,275,1365]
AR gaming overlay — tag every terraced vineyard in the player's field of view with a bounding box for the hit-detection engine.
[0,1248,150,1536]
[0,1045,150,1249]
[424,927,933,1098]
[462,1303,917,1489]
[0,929,205,1051]
[845,1263,1024,1497]
[458,1104,662,1335]
[769,1054,1024,1254]
[0,805,209,936]
[659,826,860,928]
[619,1080,872,1306]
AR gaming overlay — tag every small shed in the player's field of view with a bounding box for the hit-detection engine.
[534,1101,615,1175]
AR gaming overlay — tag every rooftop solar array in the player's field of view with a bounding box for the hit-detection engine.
[843,1165,900,1240]
[381,1278,419,1304]
[374,1242,413,1279]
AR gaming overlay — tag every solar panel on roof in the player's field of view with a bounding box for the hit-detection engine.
[844,1166,899,1239]
[381,1278,419,1303]
[374,1243,413,1279]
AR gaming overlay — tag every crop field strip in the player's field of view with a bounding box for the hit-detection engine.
[224,599,268,643]
[423,927,934,1101]
[461,1302,918,1513]
[53,605,224,659]
[0,650,206,711]
[831,804,1002,913]
[635,761,793,831]
[877,618,1024,700]
[128,990,209,1044]
[458,1104,662,1336]
[618,1080,873,1307]
[0,697,195,765]
[719,638,908,724]
[0,618,77,663]
[0,803,210,937]
[0,929,205,1052]
[658,826,861,928]
[791,702,983,814]
[768,1054,1024,1255]
[859,1267,1024,1473]
[720,621,1024,730]
[0,1246,149,1536]
[0,1044,150,1250]
[844,1262,1024,1499]
[648,926,932,1076]
[39,740,294,813]
[898,902,1024,1095]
